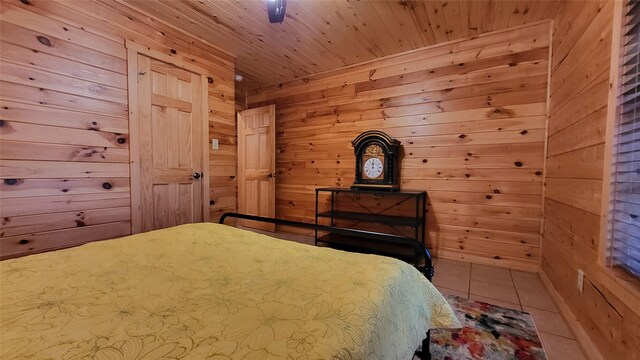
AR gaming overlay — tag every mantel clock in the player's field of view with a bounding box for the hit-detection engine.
[351,130,401,191]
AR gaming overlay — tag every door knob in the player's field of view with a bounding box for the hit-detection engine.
[193,172,202,180]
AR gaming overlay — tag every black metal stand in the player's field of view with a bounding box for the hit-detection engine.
[315,187,427,270]
[218,212,435,359]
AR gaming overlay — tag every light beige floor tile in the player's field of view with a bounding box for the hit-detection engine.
[511,269,540,280]
[436,285,468,299]
[524,307,573,339]
[433,273,470,293]
[468,294,522,311]
[539,331,587,360]
[471,265,513,285]
[470,278,520,304]
[512,274,547,292]
[472,263,511,273]
[435,258,471,278]
[517,288,559,312]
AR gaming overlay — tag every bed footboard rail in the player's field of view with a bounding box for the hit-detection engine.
[218,212,434,281]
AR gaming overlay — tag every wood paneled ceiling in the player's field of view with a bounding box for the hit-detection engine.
[123,0,561,91]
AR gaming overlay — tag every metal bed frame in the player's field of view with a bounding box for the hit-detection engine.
[219,212,434,360]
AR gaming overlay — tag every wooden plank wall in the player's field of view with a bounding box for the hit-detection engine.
[0,0,236,258]
[248,22,551,272]
[542,0,640,357]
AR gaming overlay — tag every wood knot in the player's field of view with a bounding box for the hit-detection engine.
[514,161,523,167]
[102,182,113,190]
[209,200,215,205]
[207,77,214,83]
[37,36,52,47]
[520,130,528,135]
[117,138,126,144]
[535,171,543,176]
[75,220,86,227]
[464,173,471,178]
[458,134,466,139]
[0,119,6,127]
[19,239,29,245]
[170,48,177,54]
[3,179,20,185]
[20,0,31,4]
[493,189,501,194]
[487,107,515,118]
[422,159,428,163]
[485,195,493,199]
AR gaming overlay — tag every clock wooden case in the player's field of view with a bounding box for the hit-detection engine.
[351,130,401,191]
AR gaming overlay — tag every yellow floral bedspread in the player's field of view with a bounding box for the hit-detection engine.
[1,223,459,359]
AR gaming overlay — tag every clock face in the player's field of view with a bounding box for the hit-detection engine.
[363,157,384,179]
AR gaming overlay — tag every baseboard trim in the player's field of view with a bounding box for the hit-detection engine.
[539,271,605,360]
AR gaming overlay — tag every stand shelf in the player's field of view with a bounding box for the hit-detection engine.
[316,210,418,227]
[315,187,427,265]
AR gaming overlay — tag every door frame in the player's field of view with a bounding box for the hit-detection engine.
[237,105,276,231]
[126,40,210,234]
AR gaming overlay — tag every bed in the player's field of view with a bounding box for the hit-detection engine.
[1,221,459,359]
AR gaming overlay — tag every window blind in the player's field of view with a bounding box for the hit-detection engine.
[610,0,640,276]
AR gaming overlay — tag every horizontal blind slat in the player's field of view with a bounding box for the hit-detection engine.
[611,0,640,278]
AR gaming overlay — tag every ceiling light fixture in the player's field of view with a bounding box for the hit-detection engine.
[267,0,286,23]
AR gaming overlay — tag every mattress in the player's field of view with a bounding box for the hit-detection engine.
[1,223,459,359]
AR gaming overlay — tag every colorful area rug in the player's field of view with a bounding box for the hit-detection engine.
[414,294,547,360]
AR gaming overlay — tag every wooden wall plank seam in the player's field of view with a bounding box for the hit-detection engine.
[0,0,235,259]
[543,0,640,358]
[248,23,551,270]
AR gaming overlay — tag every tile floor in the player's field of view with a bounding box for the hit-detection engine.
[432,258,588,360]
[259,229,589,360]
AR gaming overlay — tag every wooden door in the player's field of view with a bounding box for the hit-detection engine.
[131,53,209,232]
[238,105,276,231]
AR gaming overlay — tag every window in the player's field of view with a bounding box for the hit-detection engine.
[610,0,640,276]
